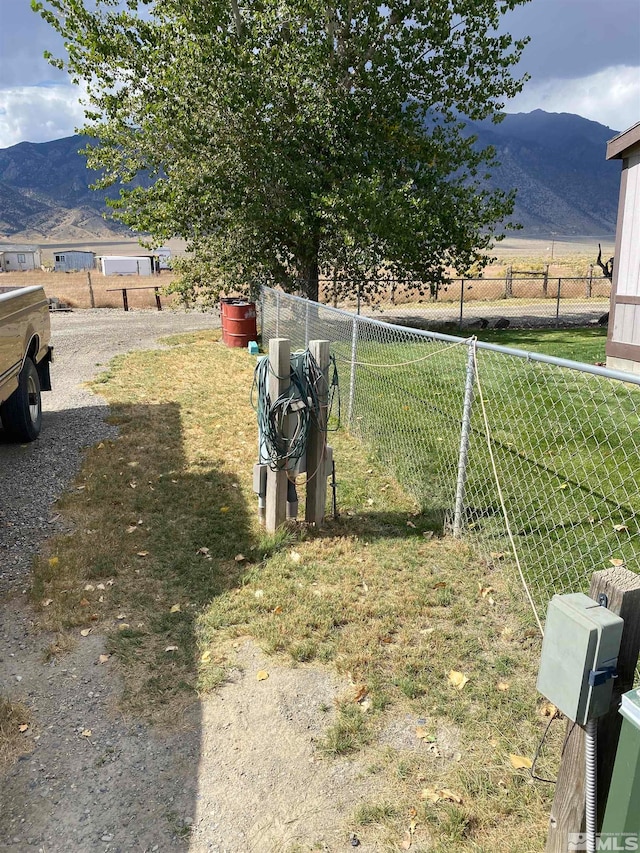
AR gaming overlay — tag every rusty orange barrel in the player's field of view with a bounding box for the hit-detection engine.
[220,298,257,347]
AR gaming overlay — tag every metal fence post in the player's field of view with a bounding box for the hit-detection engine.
[305,301,310,347]
[555,278,562,327]
[275,290,281,338]
[459,279,465,330]
[453,341,476,538]
[348,315,359,427]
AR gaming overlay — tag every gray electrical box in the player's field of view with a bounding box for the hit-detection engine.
[537,593,624,725]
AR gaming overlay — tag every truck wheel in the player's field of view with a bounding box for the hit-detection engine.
[0,358,42,442]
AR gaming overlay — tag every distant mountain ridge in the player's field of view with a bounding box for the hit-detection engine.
[0,110,621,241]
[466,110,620,235]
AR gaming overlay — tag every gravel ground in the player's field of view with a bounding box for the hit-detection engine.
[0,309,378,853]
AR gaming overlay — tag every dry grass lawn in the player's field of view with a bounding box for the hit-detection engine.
[30,329,561,851]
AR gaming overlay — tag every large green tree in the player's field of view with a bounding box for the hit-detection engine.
[34,0,529,301]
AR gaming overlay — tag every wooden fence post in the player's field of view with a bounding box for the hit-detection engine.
[87,271,95,308]
[305,340,330,526]
[545,567,640,852]
[265,338,290,533]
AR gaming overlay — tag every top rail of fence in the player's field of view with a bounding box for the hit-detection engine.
[263,286,640,389]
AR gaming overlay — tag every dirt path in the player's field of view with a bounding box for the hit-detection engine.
[0,310,375,852]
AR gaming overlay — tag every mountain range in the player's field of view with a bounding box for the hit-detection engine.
[0,110,621,242]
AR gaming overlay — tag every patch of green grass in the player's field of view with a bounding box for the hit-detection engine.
[319,704,371,756]
[474,326,607,364]
[353,801,398,826]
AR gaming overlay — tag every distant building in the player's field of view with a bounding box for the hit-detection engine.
[155,247,172,270]
[53,250,96,272]
[0,244,41,272]
[606,121,640,374]
[100,255,157,276]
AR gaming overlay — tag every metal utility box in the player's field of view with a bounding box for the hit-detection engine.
[536,593,623,725]
[601,687,640,838]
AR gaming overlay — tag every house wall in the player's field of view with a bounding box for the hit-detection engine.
[606,144,640,371]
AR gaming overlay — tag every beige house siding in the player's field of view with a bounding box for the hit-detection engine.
[605,124,640,371]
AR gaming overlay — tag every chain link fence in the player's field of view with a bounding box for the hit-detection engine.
[317,275,611,331]
[261,286,640,621]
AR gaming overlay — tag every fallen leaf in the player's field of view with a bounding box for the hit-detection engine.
[116,613,127,620]
[49,556,59,568]
[197,546,211,557]
[558,483,568,490]
[165,645,178,652]
[406,520,416,528]
[80,628,92,637]
[137,551,149,557]
[401,832,412,850]
[478,583,495,599]
[448,670,469,690]
[290,551,301,564]
[98,654,110,664]
[81,729,92,738]
[126,525,138,534]
[79,598,90,607]
[170,604,181,613]
[118,623,130,631]
[420,787,461,804]
[490,551,505,560]
[421,787,440,803]
[497,681,510,692]
[439,789,463,804]
[234,554,246,562]
[19,724,29,733]
[129,482,137,489]
[106,579,114,586]
[42,598,53,607]
[539,700,559,718]
[219,506,230,513]
[415,725,435,742]
[509,754,533,770]
[432,581,447,589]
[610,558,625,567]
[353,685,368,703]
[200,650,211,663]
[256,670,269,681]
[422,531,434,539]
[272,605,283,615]
[96,583,106,591]
[84,584,95,591]
[613,524,628,533]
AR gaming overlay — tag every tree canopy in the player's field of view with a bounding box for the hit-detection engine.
[33,0,530,301]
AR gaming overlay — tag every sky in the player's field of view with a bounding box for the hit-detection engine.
[0,0,638,150]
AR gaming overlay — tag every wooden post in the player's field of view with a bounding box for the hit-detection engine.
[87,271,95,308]
[305,340,330,526]
[545,567,640,853]
[265,338,290,533]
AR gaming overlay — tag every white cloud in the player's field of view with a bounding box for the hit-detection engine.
[507,65,640,132]
[0,83,86,149]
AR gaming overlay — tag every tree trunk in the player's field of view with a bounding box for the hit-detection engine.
[302,235,320,302]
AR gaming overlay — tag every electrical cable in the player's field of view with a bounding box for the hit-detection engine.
[529,712,559,784]
[251,348,340,472]
[472,338,545,637]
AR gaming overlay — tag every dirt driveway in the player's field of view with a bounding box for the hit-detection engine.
[0,309,374,853]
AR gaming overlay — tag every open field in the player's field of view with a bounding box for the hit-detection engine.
[0,268,180,309]
[23,328,559,851]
